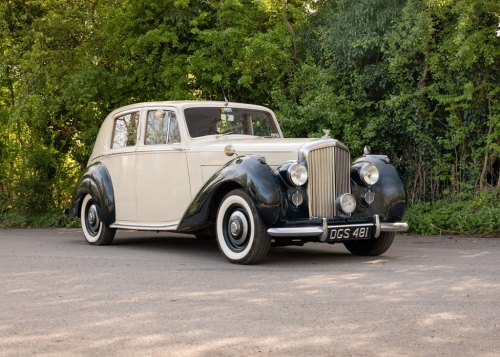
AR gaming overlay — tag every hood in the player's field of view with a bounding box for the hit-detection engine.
[192,137,322,167]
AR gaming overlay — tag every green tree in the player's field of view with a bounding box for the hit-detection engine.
[386,0,500,200]
[0,0,313,220]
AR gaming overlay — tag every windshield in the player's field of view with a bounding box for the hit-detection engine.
[184,107,280,138]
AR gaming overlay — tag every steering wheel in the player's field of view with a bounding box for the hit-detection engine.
[192,128,214,137]
[221,127,243,135]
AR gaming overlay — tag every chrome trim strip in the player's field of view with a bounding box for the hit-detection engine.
[327,223,373,229]
[110,221,179,231]
[267,226,324,237]
[268,221,375,238]
[320,218,328,242]
[380,222,409,232]
[298,139,349,163]
[268,221,408,238]
[374,214,380,238]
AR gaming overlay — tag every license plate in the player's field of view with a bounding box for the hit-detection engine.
[329,225,373,241]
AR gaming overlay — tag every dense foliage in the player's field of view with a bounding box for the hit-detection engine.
[1,0,499,232]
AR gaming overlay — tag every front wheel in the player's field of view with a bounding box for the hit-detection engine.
[343,232,395,256]
[81,194,116,245]
[216,189,271,264]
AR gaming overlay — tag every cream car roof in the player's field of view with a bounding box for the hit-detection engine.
[106,101,271,116]
[89,101,280,163]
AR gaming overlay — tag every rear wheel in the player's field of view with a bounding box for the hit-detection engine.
[216,189,271,264]
[81,194,116,245]
[343,232,395,256]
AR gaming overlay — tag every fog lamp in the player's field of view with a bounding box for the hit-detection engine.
[291,191,303,207]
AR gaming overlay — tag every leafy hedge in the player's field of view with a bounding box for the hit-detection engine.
[406,192,500,236]
[0,210,79,229]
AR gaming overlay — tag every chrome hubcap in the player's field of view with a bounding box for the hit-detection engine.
[226,210,248,246]
[88,209,96,225]
[230,220,241,236]
[87,204,100,233]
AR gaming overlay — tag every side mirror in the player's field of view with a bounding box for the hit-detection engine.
[224,144,236,156]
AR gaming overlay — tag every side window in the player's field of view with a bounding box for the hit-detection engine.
[112,112,140,148]
[145,110,181,145]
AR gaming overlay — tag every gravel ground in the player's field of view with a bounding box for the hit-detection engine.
[0,229,499,357]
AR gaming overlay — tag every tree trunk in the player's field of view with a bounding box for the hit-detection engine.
[480,98,493,191]
[282,1,300,63]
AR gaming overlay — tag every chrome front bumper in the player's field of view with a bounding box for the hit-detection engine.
[267,215,408,242]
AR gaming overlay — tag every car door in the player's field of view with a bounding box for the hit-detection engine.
[135,108,191,223]
[101,109,141,222]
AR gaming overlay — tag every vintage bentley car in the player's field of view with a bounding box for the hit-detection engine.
[68,101,408,264]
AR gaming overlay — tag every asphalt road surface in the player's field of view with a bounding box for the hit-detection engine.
[1,229,499,357]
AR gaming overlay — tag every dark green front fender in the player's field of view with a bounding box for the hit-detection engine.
[351,155,407,222]
[178,155,282,231]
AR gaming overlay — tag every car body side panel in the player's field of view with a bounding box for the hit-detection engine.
[68,162,116,226]
[177,155,282,231]
[135,148,191,222]
[186,151,206,200]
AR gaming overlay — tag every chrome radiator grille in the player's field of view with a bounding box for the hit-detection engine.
[306,145,351,218]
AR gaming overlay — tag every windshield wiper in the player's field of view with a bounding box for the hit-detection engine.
[216,129,240,137]
[258,134,280,138]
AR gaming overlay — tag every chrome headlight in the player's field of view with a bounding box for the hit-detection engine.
[359,163,379,186]
[336,193,356,214]
[287,162,308,186]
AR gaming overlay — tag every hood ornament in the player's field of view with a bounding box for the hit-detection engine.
[321,129,331,139]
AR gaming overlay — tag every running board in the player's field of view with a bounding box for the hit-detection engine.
[110,221,179,231]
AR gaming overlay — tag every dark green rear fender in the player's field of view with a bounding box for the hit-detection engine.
[178,155,281,231]
[68,162,116,226]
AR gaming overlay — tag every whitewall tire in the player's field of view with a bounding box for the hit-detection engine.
[81,194,116,245]
[216,189,271,264]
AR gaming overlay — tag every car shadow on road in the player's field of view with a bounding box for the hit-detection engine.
[266,244,394,266]
[105,231,389,266]
[111,233,220,254]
